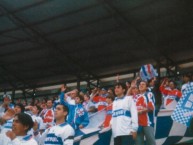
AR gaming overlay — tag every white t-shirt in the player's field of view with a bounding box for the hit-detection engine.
[0,134,38,145]
[34,122,75,145]
[111,96,138,138]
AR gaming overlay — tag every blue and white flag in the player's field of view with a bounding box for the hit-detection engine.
[171,83,193,126]
[140,64,158,81]
[74,109,193,145]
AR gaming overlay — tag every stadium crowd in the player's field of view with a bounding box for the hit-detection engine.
[0,73,192,145]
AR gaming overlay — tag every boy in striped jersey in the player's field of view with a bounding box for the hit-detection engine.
[135,81,156,145]
[33,104,74,145]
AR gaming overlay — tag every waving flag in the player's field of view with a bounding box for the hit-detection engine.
[140,64,158,81]
[74,109,193,145]
[171,83,193,126]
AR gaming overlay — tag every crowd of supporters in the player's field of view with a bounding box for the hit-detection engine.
[0,73,192,145]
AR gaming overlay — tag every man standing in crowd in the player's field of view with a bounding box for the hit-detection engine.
[64,85,78,105]
[59,87,89,131]
[135,81,156,145]
[92,88,108,111]
[33,103,75,145]
[111,82,138,145]
[160,79,182,109]
[42,99,54,129]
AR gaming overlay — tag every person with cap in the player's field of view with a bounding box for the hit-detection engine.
[100,87,108,98]
[0,94,14,117]
[0,113,38,145]
[33,103,75,145]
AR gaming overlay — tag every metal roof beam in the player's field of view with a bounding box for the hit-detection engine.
[0,2,101,35]
[0,0,52,17]
[0,65,32,90]
[0,3,99,80]
[98,0,168,65]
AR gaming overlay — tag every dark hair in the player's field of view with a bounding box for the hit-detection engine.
[15,103,25,113]
[47,99,53,103]
[169,80,177,87]
[57,103,69,117]
[76,95,84,103]
[183,73,192,79]
[106,93,115,101]
[147,78,154,84]
[84,93,90,98]
[15,113,34,132]
[126,80,131,84]
[34,105,42,115]
[114,82,127,92]
[139,80,148,87]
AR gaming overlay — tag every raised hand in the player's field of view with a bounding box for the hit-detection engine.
[25,105,33,110]
[136,76,141,80]
[6,130,16,140]
[61,84,67,92]
[2,108,15,120]
[131,80,137,88]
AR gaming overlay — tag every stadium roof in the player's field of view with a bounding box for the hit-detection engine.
[0,0,193,91]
